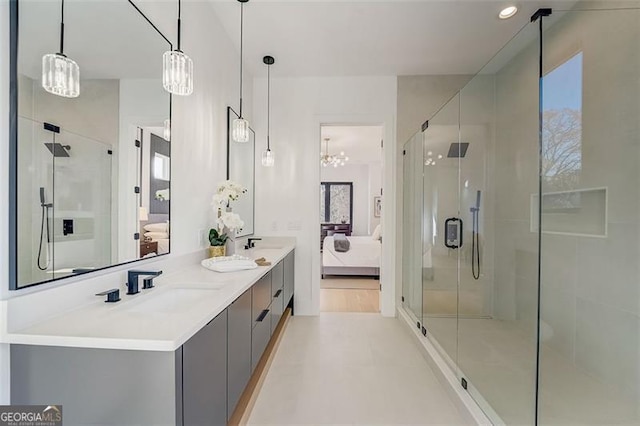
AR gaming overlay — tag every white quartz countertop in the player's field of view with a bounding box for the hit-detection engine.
[2,243,295,352]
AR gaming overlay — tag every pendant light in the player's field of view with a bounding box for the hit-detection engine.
[261,56,275,167]
[163,0,193,96]
[232,0,250,143]
[42,0,80,98]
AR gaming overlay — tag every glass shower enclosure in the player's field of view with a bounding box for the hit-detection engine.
[402,6,640,425]
[17,117,113,287]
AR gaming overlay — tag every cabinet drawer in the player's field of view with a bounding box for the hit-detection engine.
[270,289,284,335]
[252,272,272,324]
[227,289,252,420]
[140,241,158,257]
[251,309,271,372]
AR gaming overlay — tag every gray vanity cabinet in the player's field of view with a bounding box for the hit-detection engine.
[227,289,252,420]
[9,250,295,426]
[270,261,285,334]
[284,250,295,308]
[182,310,228,426]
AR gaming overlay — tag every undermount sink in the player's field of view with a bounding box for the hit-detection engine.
[123,289,218,314]
[252,244,283,250]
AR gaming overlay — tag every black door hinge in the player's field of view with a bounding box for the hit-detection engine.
[134,186,140,194]
[401,296,405,302]
[135,140,141,148]
[44,122,60,133]
[403,150,406,155]
[531,8,552,22]
[417,321,421,330]
[134,233,140,240]
[421,120,429,132]
[421,326,427,336]
[461,378,468,390]
[107,149,113,155]
[380,139,384,148]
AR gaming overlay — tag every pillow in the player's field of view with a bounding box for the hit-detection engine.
[333,233,351,252]
[372,224,382,241]
[144,231,169,240]
[144,222,168,233]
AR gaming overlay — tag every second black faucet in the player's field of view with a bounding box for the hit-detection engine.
[126,270,163,295]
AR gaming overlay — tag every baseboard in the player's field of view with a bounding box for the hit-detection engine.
[228,307,292,425]
[397,306,493,426]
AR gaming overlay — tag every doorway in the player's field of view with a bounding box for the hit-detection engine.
[318,125,383,313]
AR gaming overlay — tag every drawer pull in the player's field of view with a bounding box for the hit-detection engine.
[273,289,282,298]
[256,309,269,322]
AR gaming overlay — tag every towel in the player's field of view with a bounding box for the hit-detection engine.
[333,233,351,252]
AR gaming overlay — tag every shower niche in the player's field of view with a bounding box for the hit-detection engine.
[9,0,172,289]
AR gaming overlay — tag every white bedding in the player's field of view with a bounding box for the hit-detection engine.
[155,238,170,254]
[323,236,381,268]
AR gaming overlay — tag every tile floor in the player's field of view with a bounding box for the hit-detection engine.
[247,313,468,425]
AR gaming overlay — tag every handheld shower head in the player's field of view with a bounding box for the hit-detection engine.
[39,187,53,208]
[470,190,481,213]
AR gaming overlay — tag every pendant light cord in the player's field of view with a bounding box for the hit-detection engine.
[59,0,65,55]
[239,3,244,118]
[267,63,270,150]
[177,0,182,51]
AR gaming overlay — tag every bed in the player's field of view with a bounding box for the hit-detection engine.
[322,235,381,278]
[141,217,170,256]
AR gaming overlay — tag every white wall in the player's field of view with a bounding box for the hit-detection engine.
[321,163,370,236]
[0,0,11,405]
[0,0,251,403]
[252,75,397,316]
[368,161,382,234]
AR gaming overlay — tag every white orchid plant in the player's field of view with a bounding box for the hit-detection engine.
[209,180,246,246]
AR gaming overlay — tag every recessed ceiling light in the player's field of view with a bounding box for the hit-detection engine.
[499,6,518,19]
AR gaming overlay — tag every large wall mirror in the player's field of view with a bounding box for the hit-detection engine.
[9,0,172,290]
[227,107,255,238]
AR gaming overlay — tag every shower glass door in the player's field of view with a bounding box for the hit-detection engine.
[455,20,542,425]
[53,128,113,274]
[402,132,423,324]
[421,93,460,368]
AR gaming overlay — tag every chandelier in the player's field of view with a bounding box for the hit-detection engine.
[320,138,349,168]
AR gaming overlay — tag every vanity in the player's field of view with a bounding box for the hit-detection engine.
[6,243,295,425]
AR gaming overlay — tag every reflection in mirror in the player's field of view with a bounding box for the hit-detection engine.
[227,107,255,238]
[11,0,171,289]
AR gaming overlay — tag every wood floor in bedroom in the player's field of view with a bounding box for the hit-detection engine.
[320,277,380,312]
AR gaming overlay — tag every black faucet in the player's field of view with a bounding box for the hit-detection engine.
[127,270,163,295]
[245,238,262,249]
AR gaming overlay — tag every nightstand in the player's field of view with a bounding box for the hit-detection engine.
[140,240,158,257]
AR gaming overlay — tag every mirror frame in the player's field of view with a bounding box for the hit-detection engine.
[226,106,255,238]
[8,0,173,290]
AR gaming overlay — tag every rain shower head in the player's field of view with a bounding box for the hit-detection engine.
[44,143,71,157]
[447,142,469,158]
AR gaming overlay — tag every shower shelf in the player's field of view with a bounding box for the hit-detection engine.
[530,187,608,238]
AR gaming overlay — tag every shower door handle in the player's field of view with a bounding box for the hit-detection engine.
[445,218,463,249]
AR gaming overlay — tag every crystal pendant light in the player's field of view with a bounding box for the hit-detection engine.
[261,56,275,167]
[163,0,193,96]
[233,0,250,143]
[42,0,80,98]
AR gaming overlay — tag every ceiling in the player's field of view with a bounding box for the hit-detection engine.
[209,0,573,78]
[321,125,383,164]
